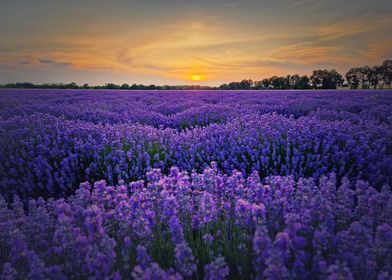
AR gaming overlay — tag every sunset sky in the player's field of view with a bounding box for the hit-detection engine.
[1,0,392,85]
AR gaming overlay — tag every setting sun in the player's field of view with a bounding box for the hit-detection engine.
[191,74,202,81]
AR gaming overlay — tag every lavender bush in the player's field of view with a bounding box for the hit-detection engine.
[0,89,392,279]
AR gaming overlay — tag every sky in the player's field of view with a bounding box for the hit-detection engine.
[1,0,392,86]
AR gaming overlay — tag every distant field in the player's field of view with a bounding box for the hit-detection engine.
[1,89,392,279]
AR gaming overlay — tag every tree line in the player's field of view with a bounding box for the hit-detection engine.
[345,60,392,89]
[220,60,392,90]
[0,82,213,91]
[1,60,391,90]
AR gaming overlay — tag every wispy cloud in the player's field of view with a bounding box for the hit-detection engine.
[39,59,72,67]
[316,16,391,41]
[270,42,342,63]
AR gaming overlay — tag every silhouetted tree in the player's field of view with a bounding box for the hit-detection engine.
[270,76,288,89]
[104,83,119,89]
[368,66,382,89]
[219,84,229,90]
[381,60,392,89]
[229,82,240,90]
[359,66,372,89]
[311,69,344,89]
[240,79,253,89]
[299,75,311,89]
[345,68,360,89]
[253,81,264,89]
[261,78,271,89]
[289,74,301,89]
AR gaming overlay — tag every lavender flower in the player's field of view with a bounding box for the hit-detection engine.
[204,256,229,280]
[175,242,197,277]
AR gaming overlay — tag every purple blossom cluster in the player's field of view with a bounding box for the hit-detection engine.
[1,165,392,279]
[1,90,391,200]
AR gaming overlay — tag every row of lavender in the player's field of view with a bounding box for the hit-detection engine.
[1,90,392,127]
[1,90,392,201]
[1,165,392,279]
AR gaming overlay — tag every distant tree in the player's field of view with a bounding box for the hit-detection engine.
[289,74,301,89]
[240,79,253,89]
[120,83,130,89]
[368,66,382,89]
[228,82,239,90]
[284,76,290,88]
[381,60,392,89]
[261,78,271,89]
[63,82,78,89]
[82,83,89,89]
[147,84,158,90]
[345,68,361,89]
[270,76,288,89]
[329,70,344,88]
[310,69,344,89]
[269,76,278,89]
[358,66,372,89]
[299,75,311,89]
[105,83,120,89]
[310,71,322,89]
[219,84,229,90]
[130,84,139,90]
[253,81,263,89]
[375,66,386,89]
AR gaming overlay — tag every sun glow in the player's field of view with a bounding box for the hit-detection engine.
[191,74,202,81]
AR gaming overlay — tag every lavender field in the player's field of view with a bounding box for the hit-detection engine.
[1,89,392,279]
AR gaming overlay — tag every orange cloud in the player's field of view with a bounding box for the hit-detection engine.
[317,16,392,41]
